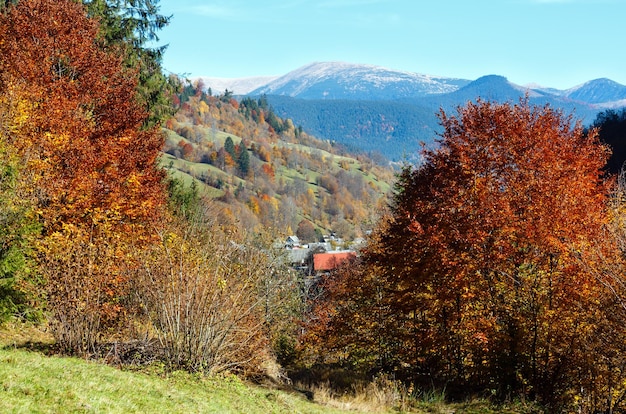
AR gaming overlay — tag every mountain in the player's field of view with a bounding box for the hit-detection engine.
[442,75,546,101]
[245,62,626,108]
[194,76,278,95]
[564,78,626,106]
[227,62,626,161]
[416,75,599,118]
[249,62,471,100]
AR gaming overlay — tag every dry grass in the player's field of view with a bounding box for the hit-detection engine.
[0,321,53,349]
[297,374,411,413]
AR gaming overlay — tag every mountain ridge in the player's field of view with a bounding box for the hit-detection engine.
[248,61,470,100]
[196,62,626,161]
[198,61,626,107]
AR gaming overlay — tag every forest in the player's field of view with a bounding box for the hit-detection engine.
[261,76,603,162]
[3,1,626,413]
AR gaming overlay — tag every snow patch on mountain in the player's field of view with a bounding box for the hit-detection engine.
[250,62,470,99]
[193,76,279,95]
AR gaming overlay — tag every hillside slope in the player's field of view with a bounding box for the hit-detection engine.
[0,346,347,413]
[163,84,395,241]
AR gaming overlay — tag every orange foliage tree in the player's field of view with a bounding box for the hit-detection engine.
[308,99,625,410]
[0,0,166,353]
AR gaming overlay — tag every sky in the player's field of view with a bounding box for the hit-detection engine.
[154,0,626,90]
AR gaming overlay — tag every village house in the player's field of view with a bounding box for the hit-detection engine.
[282,236,356,276]
[284,235,301,249]
[312,250,357,273]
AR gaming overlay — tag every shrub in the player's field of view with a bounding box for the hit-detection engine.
[132,205,292,377]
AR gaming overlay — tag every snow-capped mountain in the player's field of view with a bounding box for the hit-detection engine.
[193,76,279,96]
[197,62,626,109]
[249,62,471,100]
[195,61,626,161]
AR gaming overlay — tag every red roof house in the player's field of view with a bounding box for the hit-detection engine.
[313,251,356,272]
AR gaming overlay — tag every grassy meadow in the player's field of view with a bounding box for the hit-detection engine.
[0,324,542,414]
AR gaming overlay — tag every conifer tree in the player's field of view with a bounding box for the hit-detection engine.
[224,136,236,159]
[238,144,250,176]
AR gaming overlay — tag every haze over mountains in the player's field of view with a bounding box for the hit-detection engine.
[197,62,626,161]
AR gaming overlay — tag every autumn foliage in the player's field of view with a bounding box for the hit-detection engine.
[0,0,165,234]
[0,0,166,353]
[0,1,300,378]
[308,99,626,410]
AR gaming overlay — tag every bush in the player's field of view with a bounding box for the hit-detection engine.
[132,204,292,377]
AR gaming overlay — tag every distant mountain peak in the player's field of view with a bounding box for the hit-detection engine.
[450,75,546,100]
[249,62,471,100]
[194,75,279,95]
[565,78,626,105]
[473,74,509,83]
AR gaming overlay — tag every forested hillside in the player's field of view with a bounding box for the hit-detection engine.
[264,95,438,161]
[162,83,395,240]
[259,74,608,161]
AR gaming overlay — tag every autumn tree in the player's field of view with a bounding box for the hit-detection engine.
[309,99,623,410]
[296,220,318,243]
[2,0,175,125]
[0,0,166,353]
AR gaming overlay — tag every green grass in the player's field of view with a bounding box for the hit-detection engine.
[0,324,543,413]
[0,324,351,413]
[0,346,356,414]
[159,153,227,198]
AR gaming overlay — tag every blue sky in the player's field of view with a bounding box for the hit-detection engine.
[155,0,625,89]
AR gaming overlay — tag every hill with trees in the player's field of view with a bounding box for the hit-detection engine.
[162,82,395,241]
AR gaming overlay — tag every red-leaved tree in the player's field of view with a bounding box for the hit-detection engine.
[0,0,166,354]
[308,99,626,411]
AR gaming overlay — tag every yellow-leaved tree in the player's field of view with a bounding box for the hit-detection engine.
[0,0,166,354]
